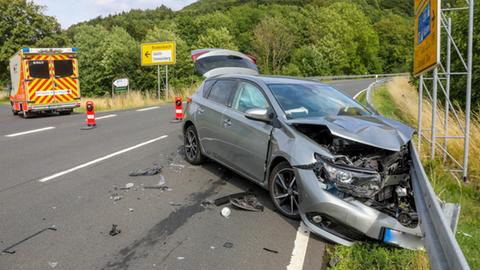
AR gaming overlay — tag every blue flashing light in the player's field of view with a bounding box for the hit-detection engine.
[22,48,29,52]
[72,47,77,52]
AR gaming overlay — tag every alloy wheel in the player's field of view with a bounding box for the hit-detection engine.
[272,168,299,216]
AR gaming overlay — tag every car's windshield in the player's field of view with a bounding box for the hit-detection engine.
[269,83,371,119]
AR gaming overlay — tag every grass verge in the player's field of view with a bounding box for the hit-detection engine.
[331,77,478,269]
[76,84,199,113]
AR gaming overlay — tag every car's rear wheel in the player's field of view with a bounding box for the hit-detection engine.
[269,161,300,219]
[184,125,204,165]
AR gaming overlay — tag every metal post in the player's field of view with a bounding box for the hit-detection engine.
[166,65,169,101]
[431,68,438,159]
[463,0,474,181]
[112,83,114,98]
[418,75,424,152]
[157,65,161,100]
[443,18,452,161]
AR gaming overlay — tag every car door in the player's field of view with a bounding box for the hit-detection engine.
[219,80,273,182]
[194,79,237,164]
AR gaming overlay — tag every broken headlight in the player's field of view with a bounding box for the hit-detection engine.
[314,153,382,199]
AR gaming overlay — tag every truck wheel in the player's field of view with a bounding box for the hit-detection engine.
[11,102,18,115]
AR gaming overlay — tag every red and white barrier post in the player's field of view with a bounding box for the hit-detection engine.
[175,97,183,120]
[86,101,96,127]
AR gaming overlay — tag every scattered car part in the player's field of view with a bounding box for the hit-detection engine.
[221,207,231,218]
[213,191,254,206]
[263,248,279,254]
[222,242,234,248]
[109,224,121,236]
[128,164,161,176]
[2,227,57,254]
[230,195,264,212]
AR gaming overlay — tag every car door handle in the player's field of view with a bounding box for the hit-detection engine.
[223,119,232,127]
[198,107,205,114]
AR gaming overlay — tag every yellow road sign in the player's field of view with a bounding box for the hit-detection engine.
[413,0,440,76]
[141,41,176,66]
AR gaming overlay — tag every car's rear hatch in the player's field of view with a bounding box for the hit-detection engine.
[191,48,259,78]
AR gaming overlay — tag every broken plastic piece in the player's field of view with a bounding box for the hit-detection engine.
[109,224,121,236]
[169,202,182,206]
[144,186,170,191]
[158,175,166,186]
[230,195,264,212]
[48,262,58,268]
[214,190,254,206]
[177,256,185,260]
[128,164,162,176]
[223,242,233,248]
[125,183,134,189]
[221,207,231,218]
[263,248,279,254]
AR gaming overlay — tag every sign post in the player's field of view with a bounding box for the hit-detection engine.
[141,41,176,100]
[112,78,129,97]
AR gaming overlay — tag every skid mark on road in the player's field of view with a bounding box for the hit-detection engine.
[101,179,224,270]
[5,126,55,137]
[38,135,168,182]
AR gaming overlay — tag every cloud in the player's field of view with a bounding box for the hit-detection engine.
[33,0,197,28]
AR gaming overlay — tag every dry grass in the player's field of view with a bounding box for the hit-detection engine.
[385,77,480,183]
[77,84,199,113]
[0,90,9,104]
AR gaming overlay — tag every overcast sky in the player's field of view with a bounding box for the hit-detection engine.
[33,0,198,29]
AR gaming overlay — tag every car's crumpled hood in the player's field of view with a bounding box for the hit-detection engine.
[286,115,415,151]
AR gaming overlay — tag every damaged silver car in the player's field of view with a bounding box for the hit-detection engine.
[184,49,423,249]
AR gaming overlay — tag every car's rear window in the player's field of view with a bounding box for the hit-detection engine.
[54,60,74,78]
[207,80,237,106]
[28,60,50,79]
[195,55,257,75]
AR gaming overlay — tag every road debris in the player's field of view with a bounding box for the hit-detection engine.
[109,224,121,236]
[221,207,231,218]
[125,183,134,188]
[143,186,171,191]
[223,242,234,248]
[200,199,214,208]
[263,248,278,254]
[170,163,185,168]
[110,193,122,201]
[128,164,161,176]
[2,227,57,254]
[128,208,134,212]
[48,262,58,268]
[157,175,166,186]
[210,246,216,250]
[169,202,182,207]
[177,256,185,260]
[214,191,254,206]
[230,194,264,212]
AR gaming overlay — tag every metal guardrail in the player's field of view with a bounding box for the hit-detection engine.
[311,72,409,81]
[365,80,470,270]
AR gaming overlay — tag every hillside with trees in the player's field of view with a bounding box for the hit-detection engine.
[1,0,476,110]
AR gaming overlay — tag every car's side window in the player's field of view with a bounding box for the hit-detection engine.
[202,80,216,98]
[232,81,269,113]
[207,80,236,106]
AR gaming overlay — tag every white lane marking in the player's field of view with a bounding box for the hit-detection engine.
[353,88,368,100]
[38,135,168,182]
[136,106,159,112]
[5,127,55,138]
[287,221,310,270]
[96,114,117,120]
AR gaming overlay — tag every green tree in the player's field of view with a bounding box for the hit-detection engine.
[0,0,61,84]
[375,13,413,72]
[253,16,295,74]
[290,45,331,76]
[71,25,109,95]
[195,27,238,50]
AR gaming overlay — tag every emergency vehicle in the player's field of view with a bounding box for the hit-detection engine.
[9,48,81,117]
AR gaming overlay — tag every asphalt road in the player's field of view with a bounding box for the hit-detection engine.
[0,79,374,270]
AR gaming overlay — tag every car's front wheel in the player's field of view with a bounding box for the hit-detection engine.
[269,161,300,219]
[184,125,204,165]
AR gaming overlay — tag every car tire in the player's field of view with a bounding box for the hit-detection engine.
[184,125,204,165]
[21,110,32,118]
[269,161,300,219]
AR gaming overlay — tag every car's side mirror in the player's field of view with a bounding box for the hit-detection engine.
[245,108,271,123]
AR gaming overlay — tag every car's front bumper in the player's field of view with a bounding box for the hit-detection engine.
[294,168,424,249]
